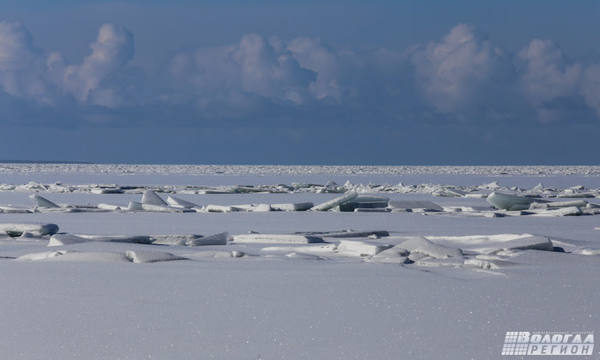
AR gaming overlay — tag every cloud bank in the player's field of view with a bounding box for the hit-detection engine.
[2,21,600,127]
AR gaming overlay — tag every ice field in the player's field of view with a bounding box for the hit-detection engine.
[0,164,599,359]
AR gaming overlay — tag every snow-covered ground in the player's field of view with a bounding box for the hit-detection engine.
[0,165,599,359]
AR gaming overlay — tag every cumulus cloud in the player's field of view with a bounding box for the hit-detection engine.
[0,22,52,103]
[170,34,315,108]
[0,21,135,109]
[287,37,341,101]
[410,24,507,113]
[517,39,582,122]
[61,24,135,108]
[4,19,600,128]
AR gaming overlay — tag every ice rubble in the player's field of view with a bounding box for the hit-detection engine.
[3,218,598,272]
[1,183,598,217]
[46,232,230,247]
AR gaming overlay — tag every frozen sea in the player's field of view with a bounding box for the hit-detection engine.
[0,165,598,359]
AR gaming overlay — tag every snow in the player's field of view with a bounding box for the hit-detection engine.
[0,165,599,359]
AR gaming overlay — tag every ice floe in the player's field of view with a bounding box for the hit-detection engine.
[0,222,59,237]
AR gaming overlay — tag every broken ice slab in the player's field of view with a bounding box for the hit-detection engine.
[166,195,199,209]
[97,203,123,211]
[30,194,60,208]
[464,193,488,199]
[423,233,554,254]
[338,195,389,212]
[368,246,410,264]
[184,232,229,246]
[284,252,325,260]
[582,208,600,215]
[126,200,191,213]
[432,188,466,197]
[398,237,463,259]
[261,244,337,254]
[233,204,273,212]
[502,235,553,251]
[127,201,144,211]
[413,257,465,267]
[48,234,154,247]
[574,248,600,256]
[529,200,588,209]
[296,230,390,238]
[17,250,130,263]
[354,208,391,213]
[310,191,358,211]
[388,200,443,212]
[0,223,59,237]
[150,234,203,246]
[270,202,314,211]
[231,234,324,244]
[529,206,583,217]
[0,206,32,214]
[48,234,87,246]
[336,240,392,257]
[557,191,596,198]
[142,190,168,206]
[486,191,538,211]
[142,204,192,212]
[125,250,186,264]
[90,188,124,194]
[204,205,244,213]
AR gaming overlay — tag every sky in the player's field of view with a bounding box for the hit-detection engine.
[1,0,599,164]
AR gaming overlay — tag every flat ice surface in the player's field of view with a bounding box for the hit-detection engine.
[1,165,599,359]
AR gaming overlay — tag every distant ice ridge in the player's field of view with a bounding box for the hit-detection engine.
[3,180,600,200]
[2,186,600,218]
[1,164,600,176]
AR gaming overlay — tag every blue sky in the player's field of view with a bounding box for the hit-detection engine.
[1,0,599,164]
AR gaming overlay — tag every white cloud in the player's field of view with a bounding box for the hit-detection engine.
[410,24,505,113]
[4,20,600,126]
[287,37,341,101]
[517,39,582,121]
[0,21,52,103]
[169,34,351,109]
[0,22,136,109]
[62,24,134,107]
